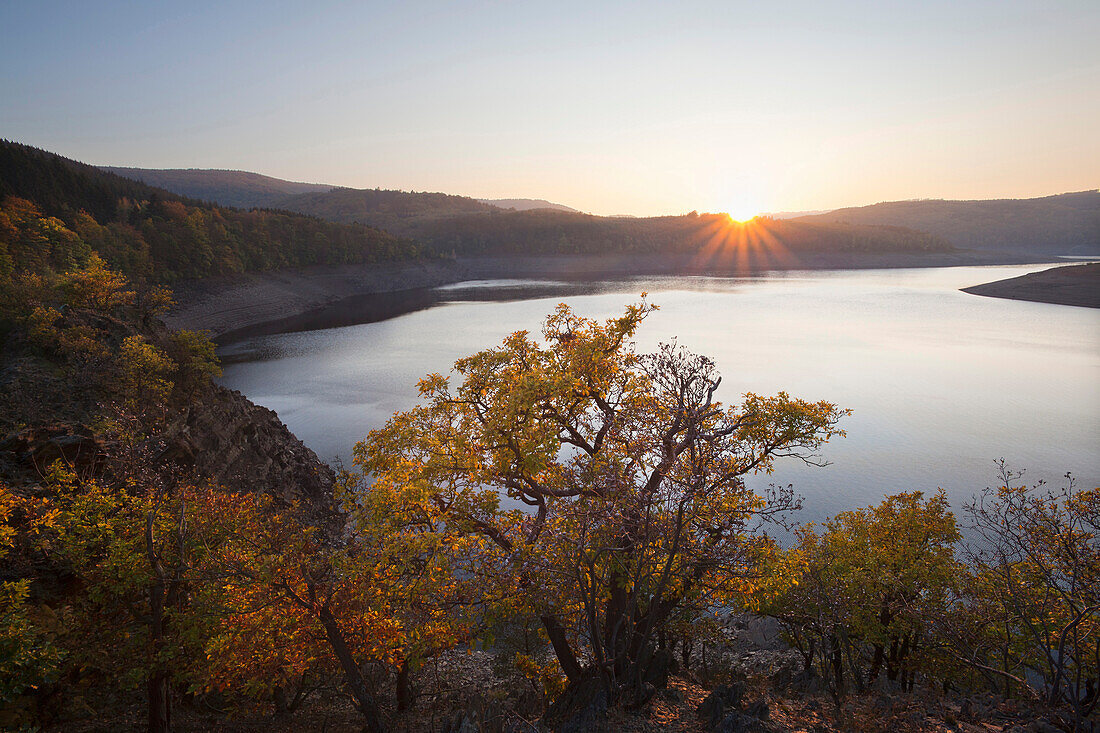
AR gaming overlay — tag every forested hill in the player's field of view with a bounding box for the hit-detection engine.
[478,198,580,213]
[265,188,951,256]
[275,186,500,232]
[235,184,951,257]
[100,166,334,209]
[794,191,1100,255]
[0,141,421,282]
[381,208,954,257]
[96,164,953,258]
[95,161,1096,259]
[97,166,580,216]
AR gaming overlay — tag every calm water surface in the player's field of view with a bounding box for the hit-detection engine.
[218,264,1100,522]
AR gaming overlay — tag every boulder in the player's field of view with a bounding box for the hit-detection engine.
[644,647,679,690]
[698,683,745,730]
[543,675,608,733]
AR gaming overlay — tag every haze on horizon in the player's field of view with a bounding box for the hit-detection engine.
[2,0,1097,218]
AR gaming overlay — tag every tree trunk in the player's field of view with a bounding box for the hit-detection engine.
[273,687,289,717]
[542,614,584,683]
[887,636,899,681]
[897,634,912,689]
[147,670,170,733]
[604,570,629,676]
[396,659,412,712]
[830,635,845,695]
[147,564,170,733]
[317,604,385,732]
[681,637,694,671]
[869,643,884,682]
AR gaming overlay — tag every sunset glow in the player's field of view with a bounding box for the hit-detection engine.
[687,215,795,273]
[724,211,759,226]
[1,1,1096,215]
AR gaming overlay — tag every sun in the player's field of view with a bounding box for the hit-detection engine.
[724,210,760,225]
[723,199,764,223]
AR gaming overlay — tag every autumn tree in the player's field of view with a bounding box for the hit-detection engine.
[61,253,135,311]
[357,300,847,705]
[191,471,483,731]
[46,464,216,733]
[766,491,961,698]
[0,483,63,724]
[948,463,1099,730]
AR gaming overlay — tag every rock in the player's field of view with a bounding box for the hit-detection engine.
[660,686,684,703]
[440,712,479,733]
[744,699,770,721]
[1028,720,1062,733]
[698,683,745,730]
[0,425,106,477]
[543,675,608,733]
[644,647,678,690]
[787,670,825,694]
[621,682,656,709]
[0,308,342,538]
[716,711,769,733]
[158,384,341,533]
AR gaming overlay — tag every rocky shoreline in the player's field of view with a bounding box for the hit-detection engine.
[167,250,1048,340]
[961,261,1100,308]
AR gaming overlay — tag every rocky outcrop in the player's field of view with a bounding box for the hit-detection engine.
[698,683,774,733]
[0,306,341,536]
[158,383,339,529]
[0,425,106,480]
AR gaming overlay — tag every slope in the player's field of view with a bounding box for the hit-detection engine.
[274,185,499,234]
[100,166,334,209]
[478,198,580,213]
[795,191,1100,255]
[0,141,421,282]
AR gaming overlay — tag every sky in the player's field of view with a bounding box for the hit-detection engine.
[1,0,1098,218]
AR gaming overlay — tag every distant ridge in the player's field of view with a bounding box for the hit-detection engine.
[100,167,577,217]
[100,167,333,209]
[794,191,1100,255]
[478,198,579,213]
[761,209,833,219]
[0,141,418,282]
[95,161,1094,260]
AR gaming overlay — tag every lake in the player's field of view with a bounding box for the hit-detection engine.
[217,263,1100,523]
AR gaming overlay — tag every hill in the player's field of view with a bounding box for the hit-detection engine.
[267,188,952,258]
[98,164,1099,259]
[96,167,581,217]
[795,191,1100,255]
[380,208,954,258]
[99,167,952,259]
[477,197,579,213]
[100,166,333,209]
[274,186,499,233]
[0,141,420,282]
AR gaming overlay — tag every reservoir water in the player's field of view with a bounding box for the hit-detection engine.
[217,264,1100,522]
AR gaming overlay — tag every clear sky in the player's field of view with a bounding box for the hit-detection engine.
[2,0,1097,217]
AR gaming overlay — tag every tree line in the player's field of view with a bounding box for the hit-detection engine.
[400,209,954,257]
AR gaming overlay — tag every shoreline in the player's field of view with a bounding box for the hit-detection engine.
[960,261,1100,309]
[166,250,1052,340]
